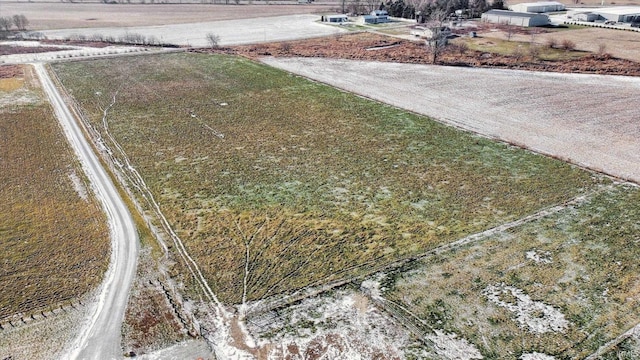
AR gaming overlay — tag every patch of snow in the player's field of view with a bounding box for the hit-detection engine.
[68,170,89,201]
[520,352,556,360]
[247,288,412,359]
[525,249,552,264]
[426,329,484,360]
[483,283,569,334]
[361,273,385,300]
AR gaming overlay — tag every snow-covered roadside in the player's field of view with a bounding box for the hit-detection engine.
[245,288,420,359]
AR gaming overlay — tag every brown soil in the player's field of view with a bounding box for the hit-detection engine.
[212,32,640,77]
[0,45,72,56]
[0,64,23,79]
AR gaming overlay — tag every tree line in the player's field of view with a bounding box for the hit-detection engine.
[0,15,29,33]
[383,0,503,21]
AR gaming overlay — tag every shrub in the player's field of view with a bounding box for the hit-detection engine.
[561,39,576,51]
[545,38,557,49]
[528,44,541,60]
[206,33,220,48]
[597,43,608,58]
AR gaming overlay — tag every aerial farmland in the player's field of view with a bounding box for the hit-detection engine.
[1,1,640,359]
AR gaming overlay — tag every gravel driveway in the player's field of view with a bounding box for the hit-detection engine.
[263,57,640,183]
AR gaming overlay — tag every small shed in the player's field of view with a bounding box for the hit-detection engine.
[323,14,349,23]
[509,1,565,13]
[481,9,550,27]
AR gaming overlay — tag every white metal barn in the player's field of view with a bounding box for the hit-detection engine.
[509,1,565,13]
[591,7,640,22]
[323,14,349,23]
[572,11,599,22]
[481,10,551,27]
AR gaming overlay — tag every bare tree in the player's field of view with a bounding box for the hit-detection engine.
[424,8,449,64]
[597,43,608,57]
[529,27,541,45]
[206,33,221,48]
[12,15,28,31]
[0,17,12,32]
[364,0,379,13]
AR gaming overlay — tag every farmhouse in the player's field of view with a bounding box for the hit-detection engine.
[322,14,349,23]
[411,26,452,39]
[481,9,550,27]
[509,1,565,13]
[361,9,390,24]
[372,9,389,22]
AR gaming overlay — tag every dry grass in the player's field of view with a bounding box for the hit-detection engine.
[385,183,640,359]
[478,27,640,63]
[52,53,603,305]
[0,65,109,321]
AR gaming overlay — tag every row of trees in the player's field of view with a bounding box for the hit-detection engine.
[0,15,29,32]
[384,0,501,21]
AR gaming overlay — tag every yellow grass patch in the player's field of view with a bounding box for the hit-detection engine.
[0,78,24,92]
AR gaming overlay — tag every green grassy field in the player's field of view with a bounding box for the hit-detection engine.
[384,183,640,359]
[0,65,109,321]
[53,53,605,305]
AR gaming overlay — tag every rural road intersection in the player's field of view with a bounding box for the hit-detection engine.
[34,63,139,360]
[13,13,640,359]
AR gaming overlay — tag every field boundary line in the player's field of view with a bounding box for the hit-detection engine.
[246,184,613,318]
[584,322,640,360]
[65,77,223,308]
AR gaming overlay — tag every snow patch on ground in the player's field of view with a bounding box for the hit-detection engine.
[483,283,569,334]
[68,170,89,201]
[136,339,213,360]
[246,289,415,359]
[360,273,385,300]
[426,329,484,360]
[0,87,41,107]
[520,352,556,360]
[525,249,552,264]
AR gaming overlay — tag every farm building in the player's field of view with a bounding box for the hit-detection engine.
[360,10,390,24]
[509,1,565,13]
[589,6,640,23]
[372,9,389,22]
[322,14,349,23]
[481,9,550,27]
[571,11,600,22]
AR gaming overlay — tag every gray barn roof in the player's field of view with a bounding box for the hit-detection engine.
[484,9,544,18]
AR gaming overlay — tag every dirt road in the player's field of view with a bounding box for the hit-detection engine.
[262,57,640,184]
[34,63,139,360]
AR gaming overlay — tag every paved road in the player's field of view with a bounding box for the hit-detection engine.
[263,57,640,184]
[34,63,139,360]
